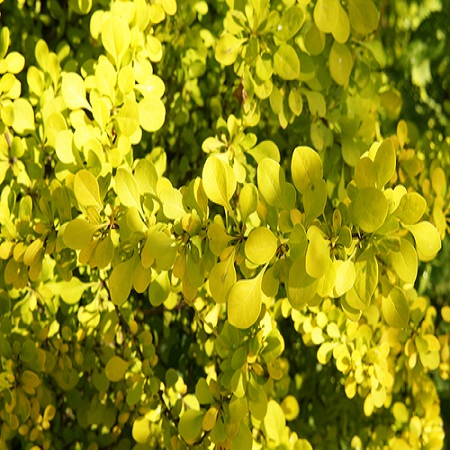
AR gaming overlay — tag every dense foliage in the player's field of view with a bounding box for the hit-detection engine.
[0,0,449,449]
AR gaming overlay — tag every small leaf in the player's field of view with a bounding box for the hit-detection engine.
[55,130,75,164]
[245,227,278,266]
[329,42,353,86]
[109,258,134,306]
[138,97,166,132]
[394,193,426,225]
[382,286,409,328]
[202,156,236,210]
[102,15,130,67]
[388,239,418,283]
[209,257,236,303]
[63,218,103,249]
[291,146,323,194]
[116,167,141,210]
[349,0,378,36]
[314,0,339,33]
[117,100,140,137]
[404,222,441,262]
[334,259,356,297]
[178,409,204,444]
[59,278,89,305]
[274,44,300,80]
[351,187,388,233]
[215,34,245,66]
[373,139,396,188]
[74,169,103,209]
[257,158,289,209]
[12,99,35,135]
[61,73,91,110]
[105,355,129,382]
[228,269,266,329]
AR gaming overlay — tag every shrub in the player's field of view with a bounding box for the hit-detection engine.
[0,0,449,449]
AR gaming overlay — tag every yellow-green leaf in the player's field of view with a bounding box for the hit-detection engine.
[116,167,141,210]
[102,15,130,67]
[215,34,245,66]
[209,256,236,303]
[202,156,236,210]
[394,193,426,225]
[352,187,388,233]
[404,221,441,262]
[138,97,166,132]
[178,409,204,444]
[109,258,134,306]
[382,286,409,328]
[12,99,35,135]
[61,73,91,110]
[74,169,103,209]
[228,269,265,329]
[373,139,396,188]
[329,42,353,86]
[291,146,323,194]
[314,0,339,33]
[274,44,300,81]
[117,100,140,137]
[245,227,278,266]
[63,218,103,249]
[105,355,129,382]
[349,0,378,36]
[388,238,418,283]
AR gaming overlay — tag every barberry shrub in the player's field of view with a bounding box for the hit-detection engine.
[0,0,449,449]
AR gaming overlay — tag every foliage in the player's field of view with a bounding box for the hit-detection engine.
[0,0,449,449]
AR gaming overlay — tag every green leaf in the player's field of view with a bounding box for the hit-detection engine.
[228,268,265,329]
[138,97,166,132]
[303,179,327,223]
[291,146,323,194]
[257,157,289,209]
[202,156,236,210]
[159,185,186,219]
[149,271,170,306]
[306,227,330,278]
[332,4,350,43]
[373,139,396,188]
[132,416,151,444]
[248,140,280,164]
[63,218,104,249]
[276,6,305,41]
[263,399,286,442]
[274,44,300,80]
[231,423,253,450]
[55,130,75,164]
[388,239,418,283]
[351,187,388,233]
[215,34,245,66]
[287,256,319,309]
[109,258,134,306]
[101,15,130,67]
[59,278,90,305]
[116,167,141,210]
[134,159,158,195]
[239,183,258,222]
[178,409,204,444]
[354,157,376,189]
[195,378,214,404]
[74,169,103,210]
[245,227,278,266]
[404,221,441,262]
[349,0,378,36]
[394,193,426,225]
[117,100,140,137]
[334,259,356,297]
[12,99,35,135]
[105,355,129,382]
[382,286,409,328]
[314,0,339,33]
[209,256,236,303]
[345,249,378,309]
[61,73,91,110]
[329,42,353,86]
